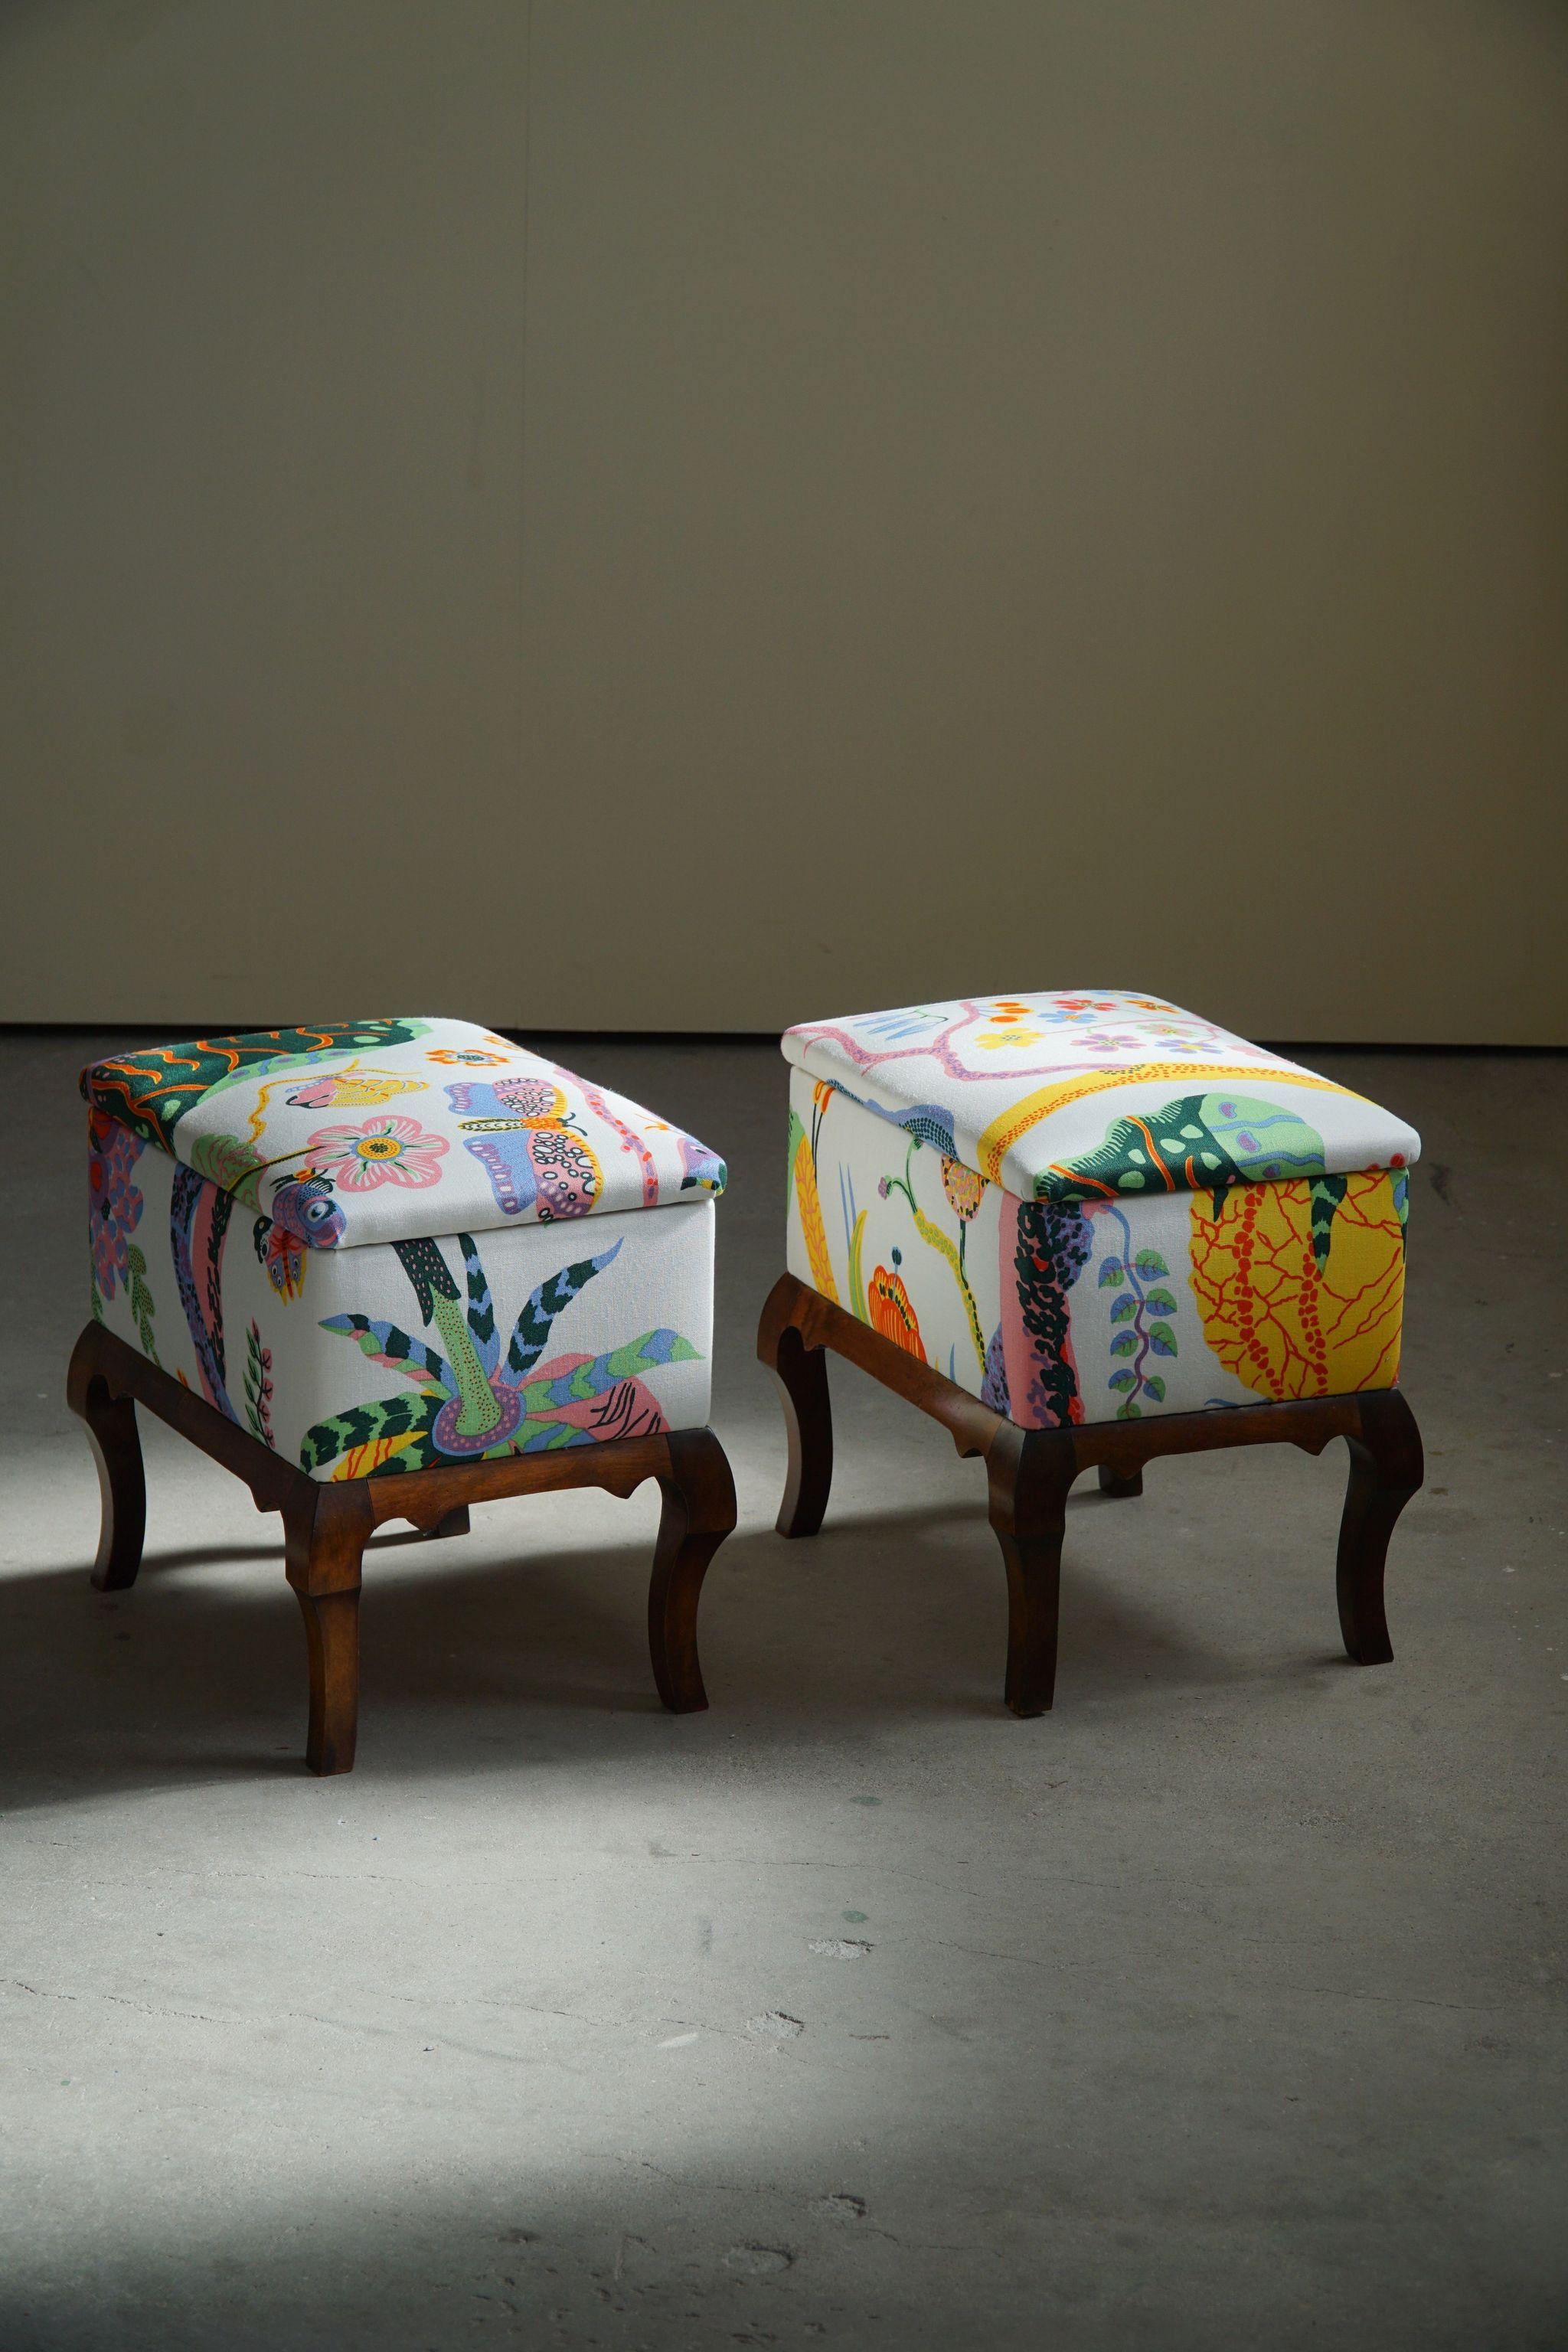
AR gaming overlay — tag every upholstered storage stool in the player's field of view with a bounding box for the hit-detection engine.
[69,1018,734,1772]
[758,990,1423,1713]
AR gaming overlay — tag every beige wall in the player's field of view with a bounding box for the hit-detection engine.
[3,1,1565,1042]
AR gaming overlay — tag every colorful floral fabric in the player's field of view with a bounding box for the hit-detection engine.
[87,1111,145,1299]
[80,1019,727,1253]
[92,1127,715,1480]
[783,992,1419,1204]
[786,1063,1410,1428]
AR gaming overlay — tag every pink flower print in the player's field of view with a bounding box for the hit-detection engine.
[87,1110,145,1297]
[305,1115,449,1191]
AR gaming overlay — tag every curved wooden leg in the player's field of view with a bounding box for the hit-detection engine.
[66,1323,146,1592]
[1097,1463,1143,1500]
[284,1483,373,1774]
[648,1429,737,1713]
[757,1275,833,1537]
[988,1426,1076,1717]
[1336,1388,1423,1666]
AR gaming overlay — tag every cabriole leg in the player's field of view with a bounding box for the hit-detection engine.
[66,1324,146,1592]
[757,1276,833,1538]
[648,1429,738,1713]
[1336,1388,1423,1665]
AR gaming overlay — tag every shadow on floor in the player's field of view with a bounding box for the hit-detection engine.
[2,1485,1357,1814]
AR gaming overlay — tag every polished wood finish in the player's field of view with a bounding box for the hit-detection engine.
[67,1319,736,1775]
[756,1283,834,1538]
[985,1422,1074,1716]
[65,1333,148,1592]
[756,1270,1423,1715]
[646,1428,738,1713]
[1334,1387,1423,1665]
[281,1481,373,1776]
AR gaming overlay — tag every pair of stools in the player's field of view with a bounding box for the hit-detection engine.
[71,997,1424,1772]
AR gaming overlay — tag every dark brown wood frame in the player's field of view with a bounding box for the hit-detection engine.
[757,1271,1423,1716]
[67,1320,736,1775]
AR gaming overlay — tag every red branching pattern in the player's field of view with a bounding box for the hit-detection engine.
[1189,1173,1405,1400]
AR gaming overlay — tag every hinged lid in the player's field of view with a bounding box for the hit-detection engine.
[782,991,1419,1203]
[83,1018,725,1248]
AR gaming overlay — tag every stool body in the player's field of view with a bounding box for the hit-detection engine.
[71,1018,734,1770]
[763,989,1423,1707]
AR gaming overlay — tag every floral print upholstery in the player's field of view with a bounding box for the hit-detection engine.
[784,995,1419,1429]
[81,1018,725,1251]
[85,1020,720,1481]
[783,992,1419,1202]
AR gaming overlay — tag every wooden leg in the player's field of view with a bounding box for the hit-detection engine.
[284,1485,373,1775]
[987,1426,1076,1717]
[757,1277,833,1537]
[648,1429,737,1713]
[66,1323,146,1592]
[1097,1463,1143,1500]
[1336,1388,1423,1666]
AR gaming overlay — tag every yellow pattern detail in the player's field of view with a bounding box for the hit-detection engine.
[910,1204,985,1367]
[243,1060,424,1147]
[332,1426,427,1480]
[792,1129,838,1304]
[974,1063,1354,1184]
[846,1208,868,1322]
[1188,1173,1405,1401]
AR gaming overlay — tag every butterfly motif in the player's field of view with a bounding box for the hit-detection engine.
[446,1079,603,1221]
[254,1217,305,1301]
[284,1061,426,1111]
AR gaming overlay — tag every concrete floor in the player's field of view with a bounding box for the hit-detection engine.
[2,1029,1564,2351]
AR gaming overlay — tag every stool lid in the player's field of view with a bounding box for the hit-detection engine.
[782,991,1419,1204]
[82,1018,725,1248]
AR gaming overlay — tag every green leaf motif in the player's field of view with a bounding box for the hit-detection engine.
[505,1419,580,1455]
[1109,1294,1137,1325]
[1098,1259,1124,1287]
[1132,1250,1169,1278]
[519,1331,699,1413]
[1148,1321,1177,1357]
[188,1130,268,1206]
[124,1243,160,1365]
[1116,1398,1143,1420]
[1109,1331,1138,1358]
[460,1233,498,1368]
[1108,1367,1137,1392]
[322,1312,450,1388]
[243,1320,273,1445]
[1145,1287,1178,1313]
[505,1241,622,1379]
[1308,1174,1350,1271]
[299,1391,439,1473]
[1142,1374,1167,1403]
